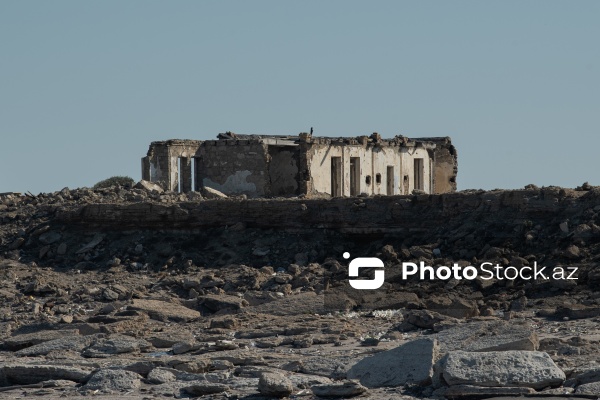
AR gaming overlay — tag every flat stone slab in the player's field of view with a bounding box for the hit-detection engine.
[15,335,96,356]
[82,369,141,393]
[437,384,535,399]
[82,335,152,358]
[312,381,367,398]
[441,351,565,389]
[347,338,438,387]
[129,299,201,322]
[3,364,92,384]
[3,329,80,350]
[434,320,539,352]
[576,381,600,396]
[182,382,230,396]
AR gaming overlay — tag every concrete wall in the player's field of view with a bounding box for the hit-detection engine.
[305,142,433,197]
[411,137,458,194]
[143,135,455,198]
[142,140,202,192]
[268,146,299,196]
[197,141,270,197]
[399,146,432,194]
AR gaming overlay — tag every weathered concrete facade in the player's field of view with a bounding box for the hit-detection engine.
[142,132,457,198]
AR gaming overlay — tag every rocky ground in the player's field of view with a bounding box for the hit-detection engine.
[1,183,600,399]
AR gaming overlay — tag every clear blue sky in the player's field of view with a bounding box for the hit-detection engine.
[1,1,598,194]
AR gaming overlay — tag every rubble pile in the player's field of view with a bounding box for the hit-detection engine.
[0,183,600,398]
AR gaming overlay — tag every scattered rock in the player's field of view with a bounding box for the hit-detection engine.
[182,381,230,395]
[3,329,80,351]
[39,231,61,245]
[15,335,95,356]
[436,384,535,398]
[200,294,248,312]
[348,338,439,387]
[134,180,164,193]
[147,367,176,384]
[2,364,92,385]
[82,369,141,393]
[258,371,294,397]
[440,351,565,389]
[129,299,201,322]
[82,335,152,357]
[311,380,367,398]
[576,381,600,395]
[434,320,539,352]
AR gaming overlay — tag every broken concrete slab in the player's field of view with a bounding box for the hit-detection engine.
[128,299,201,322]
[201,186,228,199]
[434,320,539,352]
[441,351,565,389]
[134,180,164,193]
[347,338,439,387]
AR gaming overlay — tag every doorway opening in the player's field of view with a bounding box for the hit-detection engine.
[350,157,360,196]
[414,158,424,191]
[331,157,342,197]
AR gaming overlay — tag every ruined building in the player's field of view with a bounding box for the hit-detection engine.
[141,132,457,198]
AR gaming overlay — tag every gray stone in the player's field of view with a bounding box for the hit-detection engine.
[57,242,68,255]
[3,329,80,350]
[82,335,152,357]
[172,340,199,354]
[15,335,95,356]
[182,381,230,395]
[2,364,92,384]
[39,231,61,245]
[403,309,459,329]
[311,381,367,398]
[441,351,565,389]
[200,294,248,312]
[82,369,141,392]
[128,299,201,322]
[288,373,331,389]
[76,233,105,254]
[576,381,600,395]
[425,296,479,319]
[147,331,195,348]
[296,356,351,379]
[565,366,600,386]
[436,384,535,399]
[434,320,539,352]
[147,367,176,384]
[347,338,438,387]
[258,371,294,397]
